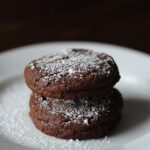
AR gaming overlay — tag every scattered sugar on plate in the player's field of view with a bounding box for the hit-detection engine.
[0,77,111,150]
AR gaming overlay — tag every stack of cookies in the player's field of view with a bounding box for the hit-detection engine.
[24,49,123,139]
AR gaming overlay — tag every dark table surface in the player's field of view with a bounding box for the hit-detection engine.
[0,0,150,54]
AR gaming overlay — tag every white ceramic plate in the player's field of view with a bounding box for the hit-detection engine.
[0,42,150,150]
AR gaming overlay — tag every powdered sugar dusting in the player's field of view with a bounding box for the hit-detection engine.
[35,91,115,125]
[83,119,89,126]
[0,77,111,150]
[28,49,115,84]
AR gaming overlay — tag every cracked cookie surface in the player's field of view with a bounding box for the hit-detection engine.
[29,88,123,139]
[24,49,120,99]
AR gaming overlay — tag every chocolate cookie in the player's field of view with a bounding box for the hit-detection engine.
[24,49,120,99]
[29,89,123,139]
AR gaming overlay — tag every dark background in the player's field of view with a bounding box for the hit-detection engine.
[0,0,150,54]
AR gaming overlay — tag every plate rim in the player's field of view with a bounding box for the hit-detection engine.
[0,41,150,58]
